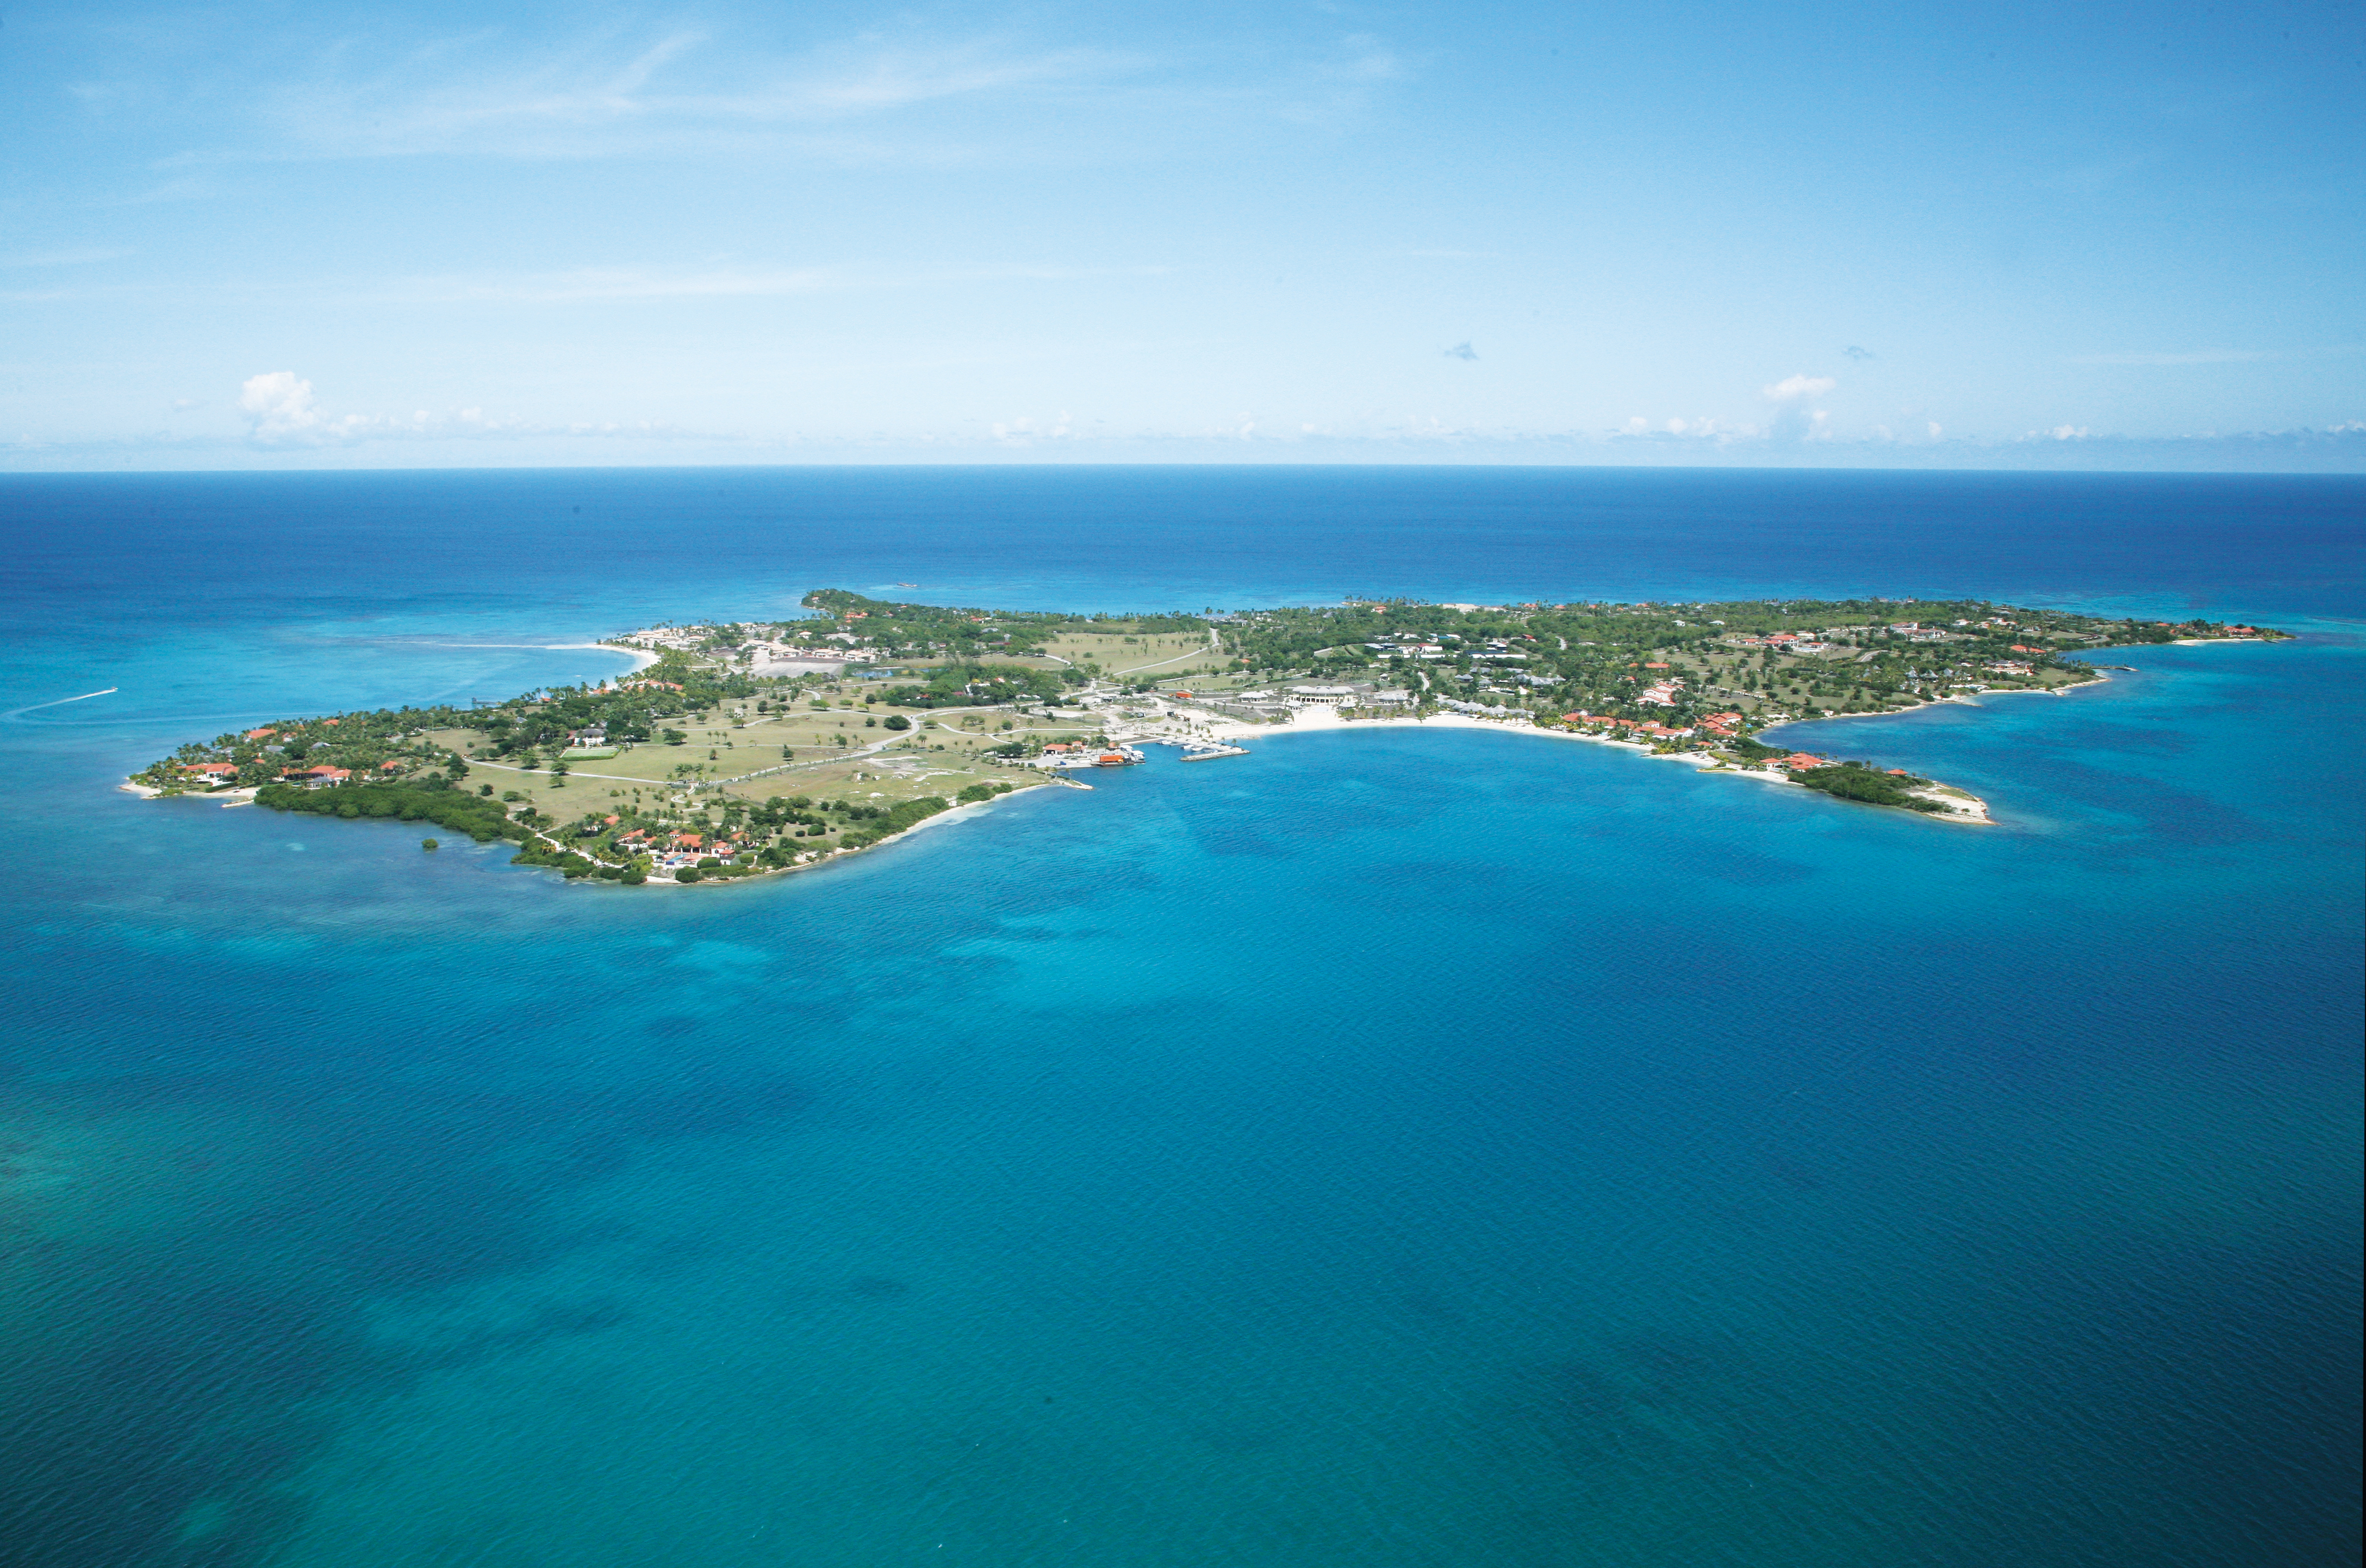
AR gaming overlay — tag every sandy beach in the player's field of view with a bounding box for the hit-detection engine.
[1130,700,1994,823]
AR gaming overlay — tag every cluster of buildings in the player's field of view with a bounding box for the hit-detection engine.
[1356,631,1543,664]
[611,823,753,872]
[1188,681,1408,719]
[1561,713,1694,740]
[177,760,404,789]
[1556,708,1744,743]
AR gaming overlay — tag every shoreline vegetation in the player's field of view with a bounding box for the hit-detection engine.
[125,591,2286,882]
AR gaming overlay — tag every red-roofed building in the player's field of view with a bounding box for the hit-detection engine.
[183,762,238,776]
[1780,754,1826,771]
[245,728,276,740]
[379,760,402,770]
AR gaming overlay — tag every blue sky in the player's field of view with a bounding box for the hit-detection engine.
[3,1,2362,468]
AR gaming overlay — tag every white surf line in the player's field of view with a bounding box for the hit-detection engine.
[5,686,117,720]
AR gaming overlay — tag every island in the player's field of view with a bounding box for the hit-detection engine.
[124,592,2287,883]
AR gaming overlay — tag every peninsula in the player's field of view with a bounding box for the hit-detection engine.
[126,592,2286,883]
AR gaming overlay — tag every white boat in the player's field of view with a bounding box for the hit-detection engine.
[1179,742,1249,761]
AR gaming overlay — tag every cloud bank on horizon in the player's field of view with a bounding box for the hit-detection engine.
[3,1,2361,470]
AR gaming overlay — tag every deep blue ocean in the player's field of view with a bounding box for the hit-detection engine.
[1,467,2358,1568]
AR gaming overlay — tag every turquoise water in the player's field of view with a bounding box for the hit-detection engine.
[1,469,2358,1567]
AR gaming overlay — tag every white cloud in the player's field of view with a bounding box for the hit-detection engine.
[239,371,506,445]
[239,371,325,439]
[0,247,134,267]
[159,17,1414,168]
[1763,374,1836,400]
[380,261,1166,305]
[239,30,1167,164]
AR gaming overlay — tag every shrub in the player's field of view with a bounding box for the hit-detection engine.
[421,838,439,850]
[675,866,702,882]
[1793,764,1945,812]
[883,715,911,731]
[255,782,526,843]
